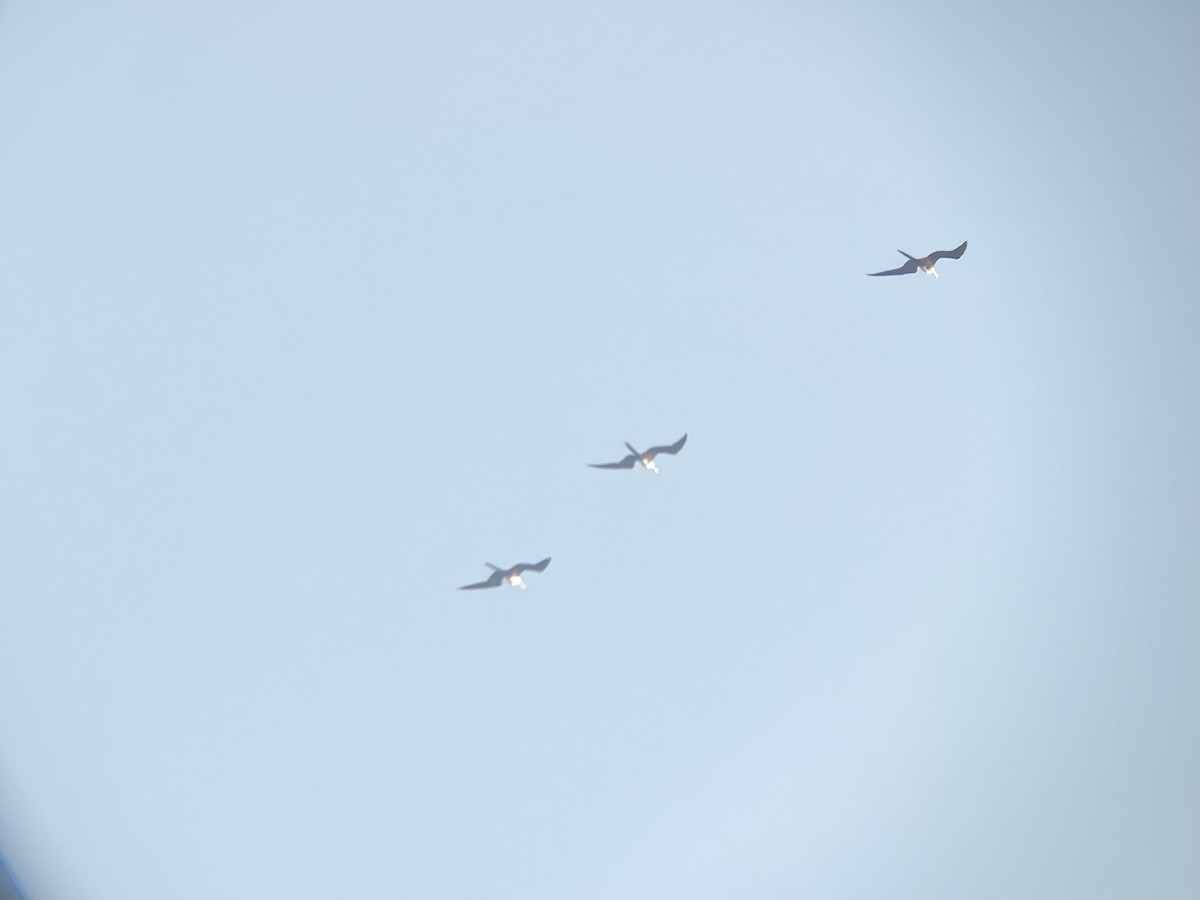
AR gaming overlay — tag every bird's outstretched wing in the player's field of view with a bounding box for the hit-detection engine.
[645,434,688,457]
[928,240,968,262]
[511,557,551,575]
[868,258,920,277]
[588,454,638,469]
[458,569,505,590]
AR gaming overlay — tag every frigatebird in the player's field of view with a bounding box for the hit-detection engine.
[588,434,687,474]
[868,240,967,278]
[458,557,551,591]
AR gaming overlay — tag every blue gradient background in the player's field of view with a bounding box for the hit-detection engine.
[1,1,1196,897]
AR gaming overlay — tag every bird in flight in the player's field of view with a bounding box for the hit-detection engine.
[588,434,688,474]
[458,557,551,591]
[868,240,968,278]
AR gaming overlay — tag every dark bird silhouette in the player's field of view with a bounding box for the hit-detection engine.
[588,434,688,473]
[458,557,551,591]
[868,240,967,278]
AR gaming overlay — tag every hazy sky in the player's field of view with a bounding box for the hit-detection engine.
[1,1,1197,898]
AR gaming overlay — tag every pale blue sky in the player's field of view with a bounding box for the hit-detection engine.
[1,1,1197,898]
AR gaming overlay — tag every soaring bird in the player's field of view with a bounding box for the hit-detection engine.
[458,557,551,591]
[868,240,968,278]
[588,434,688,473]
